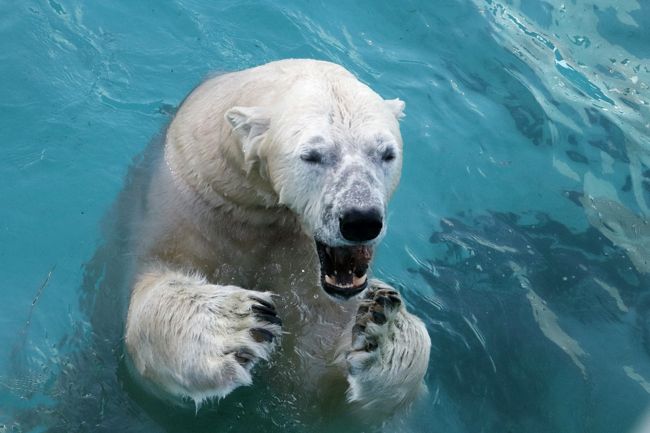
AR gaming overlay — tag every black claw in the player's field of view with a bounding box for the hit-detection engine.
[256,313,282,326]
[252,304,277,316]
[250,296,275,311]
[364,339,378,352]
[357,305,370,315]
[375,295,389,307]
[372,311,387,325]
[387,295,402,306]
[352,323,366,336]
[233,349,256,365]
[250,327,275,343]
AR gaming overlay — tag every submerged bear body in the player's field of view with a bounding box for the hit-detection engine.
[123,59,430,413]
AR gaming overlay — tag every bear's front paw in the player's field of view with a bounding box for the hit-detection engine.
[126,282,283,406]
[344,280,430,411]
[347,282,403,375]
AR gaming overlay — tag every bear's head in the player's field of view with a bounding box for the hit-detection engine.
[225,71,404,299]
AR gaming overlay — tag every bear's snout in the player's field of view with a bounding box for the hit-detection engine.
[339,208,383,242]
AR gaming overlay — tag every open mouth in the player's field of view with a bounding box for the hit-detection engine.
[316,241,373,299]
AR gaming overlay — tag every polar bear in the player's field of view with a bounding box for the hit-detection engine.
[124,59,431,413]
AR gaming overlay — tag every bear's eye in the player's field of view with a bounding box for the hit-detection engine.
[300,150,323,164]
[381,148,396,162]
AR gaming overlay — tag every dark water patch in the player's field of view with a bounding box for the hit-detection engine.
[622,175,633,192]
[595,64,626,81]
[620,96,641,111]
[567,134,577,145]
[425,212,643,317]
[638,294,650,356]
[445,61,490,94]
[583,107,630,163]
[406,211,650,433]
[565,150,588,164]
[594,4,650,59]
[503,99,548,146]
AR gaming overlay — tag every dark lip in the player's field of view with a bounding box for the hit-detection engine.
[321,276,368,300]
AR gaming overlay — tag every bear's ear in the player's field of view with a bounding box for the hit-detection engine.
[225,106,270,157]
[385,98,405,120]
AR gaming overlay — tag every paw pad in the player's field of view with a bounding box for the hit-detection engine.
[350,284,403,354]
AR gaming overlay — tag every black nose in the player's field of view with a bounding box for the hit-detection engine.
[339,208,383,242]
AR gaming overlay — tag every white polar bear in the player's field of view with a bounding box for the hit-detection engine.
[124,59,431,413]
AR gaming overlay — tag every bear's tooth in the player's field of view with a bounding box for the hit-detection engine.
[353,274,367,287]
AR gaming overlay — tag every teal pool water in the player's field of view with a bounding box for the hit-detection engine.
[1,0,649,432]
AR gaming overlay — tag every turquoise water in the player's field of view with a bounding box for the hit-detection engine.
[1,0,649,431]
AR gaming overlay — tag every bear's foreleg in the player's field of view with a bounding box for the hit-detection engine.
[341,280,430,412]
[124,267,281,406]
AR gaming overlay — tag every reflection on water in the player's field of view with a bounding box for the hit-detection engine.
[1,0,649,432]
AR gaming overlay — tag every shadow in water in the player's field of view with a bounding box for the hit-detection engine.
[406,210,650,433]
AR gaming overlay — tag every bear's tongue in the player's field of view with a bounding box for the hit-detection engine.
[316,242,373,298]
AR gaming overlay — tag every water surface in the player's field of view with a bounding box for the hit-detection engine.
[1,0,649,432]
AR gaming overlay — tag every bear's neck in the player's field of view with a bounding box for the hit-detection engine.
[163,139,298,231]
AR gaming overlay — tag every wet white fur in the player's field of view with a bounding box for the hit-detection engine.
[123,59,430,413]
